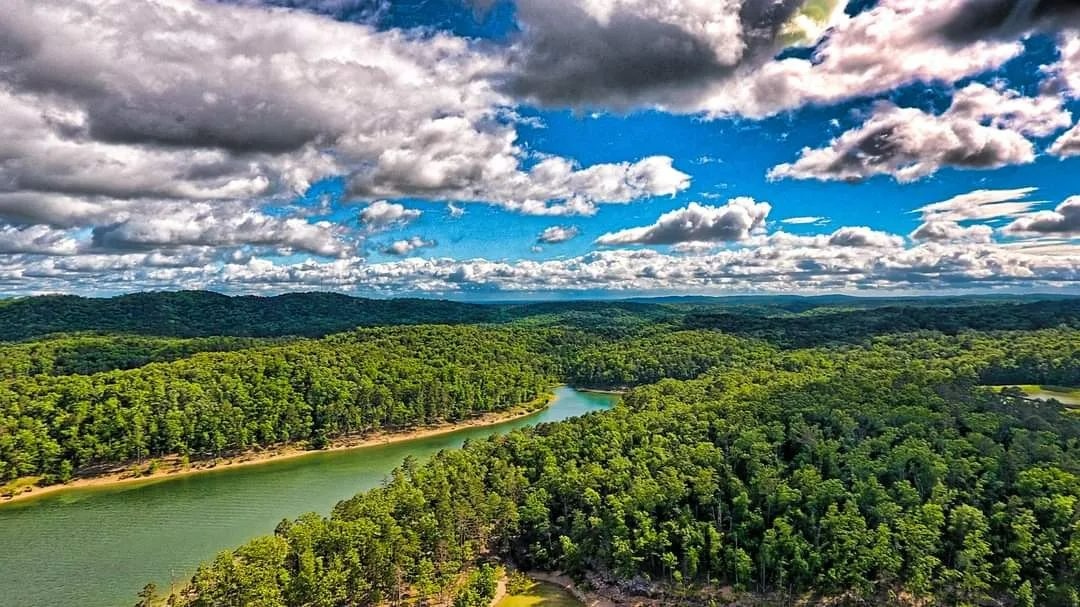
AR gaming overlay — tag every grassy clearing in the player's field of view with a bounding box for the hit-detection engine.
[987,384,1080,406]
[0,475,41,498]
[495,581,582,607]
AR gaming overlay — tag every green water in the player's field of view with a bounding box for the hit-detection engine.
[0,387,617,607]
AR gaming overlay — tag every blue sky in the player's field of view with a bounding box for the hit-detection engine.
[0,0,1078,297]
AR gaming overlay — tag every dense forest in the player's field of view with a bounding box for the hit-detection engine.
[0,334,284,379]
[177,327,1080,606]
[2,293,1079,605]
[0,326,556,483]
[0,290,1071,341]
[0,292,494,340]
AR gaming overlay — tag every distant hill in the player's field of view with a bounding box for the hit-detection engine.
[684,299,1080,346]
[0,291,494,341]
[0,290,1076,342]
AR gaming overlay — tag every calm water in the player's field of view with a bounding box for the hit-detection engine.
[0,387,617,607]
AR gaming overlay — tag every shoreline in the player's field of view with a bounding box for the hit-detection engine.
[1,393,555,506]
[575,387,628,395]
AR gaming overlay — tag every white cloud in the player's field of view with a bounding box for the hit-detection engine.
[1003,196,1080,236]
[1049,123,1080,158]
[1,0,1078,297]
[360,201,422,232]
[767,82,1071,183]
[0,225,81,255]
[700,1,1029,118]
[6,235,1075,297]
[383,236,437,256]
[447,203,466,219]
[0,0,694,277]
[908,187,1037,244]
[1051,30,1080,97]
[492,0,836,110]
[780,216,828,225]
[88,202,348,257]
[946,82,1073,137]
[357,154,690,217]
[490,0,1041,120]
[826,226,906,249]
[481,0,1080,123]
[537,225,581,244]
[913,187,1041,222]
[910,220,994,243]
[596,198,770,246]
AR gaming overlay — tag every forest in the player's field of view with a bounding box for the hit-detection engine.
[170,325,1080,607]
[1,293,1079,605]
[0,326,556,483]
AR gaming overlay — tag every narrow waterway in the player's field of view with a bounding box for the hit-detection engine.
[0,387,617,607]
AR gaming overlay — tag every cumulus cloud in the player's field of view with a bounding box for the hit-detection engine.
[913,187,1041,222]
[934,0,1080,44]
[1049,123,1080,158]
[383,236,437,256]
[910,220,994,243]
[350,154,690,216]
[907,187,1038,244]
[768,83,1071,183]
[491,0,835,110]
[88,202,348,257]
[360,201,422,232]
[486,0,1050,119]
[537,225,580,244]
[826,226,906,249]
[6,235,1075,297]
[947,82,1074,137]
[0,225,81,255]
[447,203,466,219]
[1,0,1077,297]
[1057,31,1080,96]
[762,227,906,251]
[1004,196,1080,236]
[0,0,692,273]
[698,1,1028,118]
[596,198,770,246]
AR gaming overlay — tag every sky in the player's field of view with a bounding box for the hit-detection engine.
[1,0,1079,299]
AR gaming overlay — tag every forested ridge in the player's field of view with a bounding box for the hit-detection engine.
[0,334,285,379]
[0,290,1073,341]
[2,294,1080,605]
[0,292,494,340]
[0,326,556,484]
[175,327,1080,606]
[683,300,1080,347]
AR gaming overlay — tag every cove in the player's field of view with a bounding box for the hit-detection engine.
[0,387,617,607]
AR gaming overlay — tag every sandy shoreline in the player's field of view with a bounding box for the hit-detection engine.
[1,394,554,506]
[575,387,628,395]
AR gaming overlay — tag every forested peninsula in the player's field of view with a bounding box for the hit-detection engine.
[2,292,1079,605]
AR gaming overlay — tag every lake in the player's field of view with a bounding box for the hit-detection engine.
[0,387,617,607]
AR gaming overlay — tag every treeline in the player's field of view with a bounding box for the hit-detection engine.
[0,292,494,340]
[874,328,1080,387]
[684,300,1080,347]
[0,334,282,378]
[176,330,1080,606]
[0,326,555,483]
[566,330,776,388]
[5,291,1073,342]
[565,327,1080,389]
[0,292,687,341]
